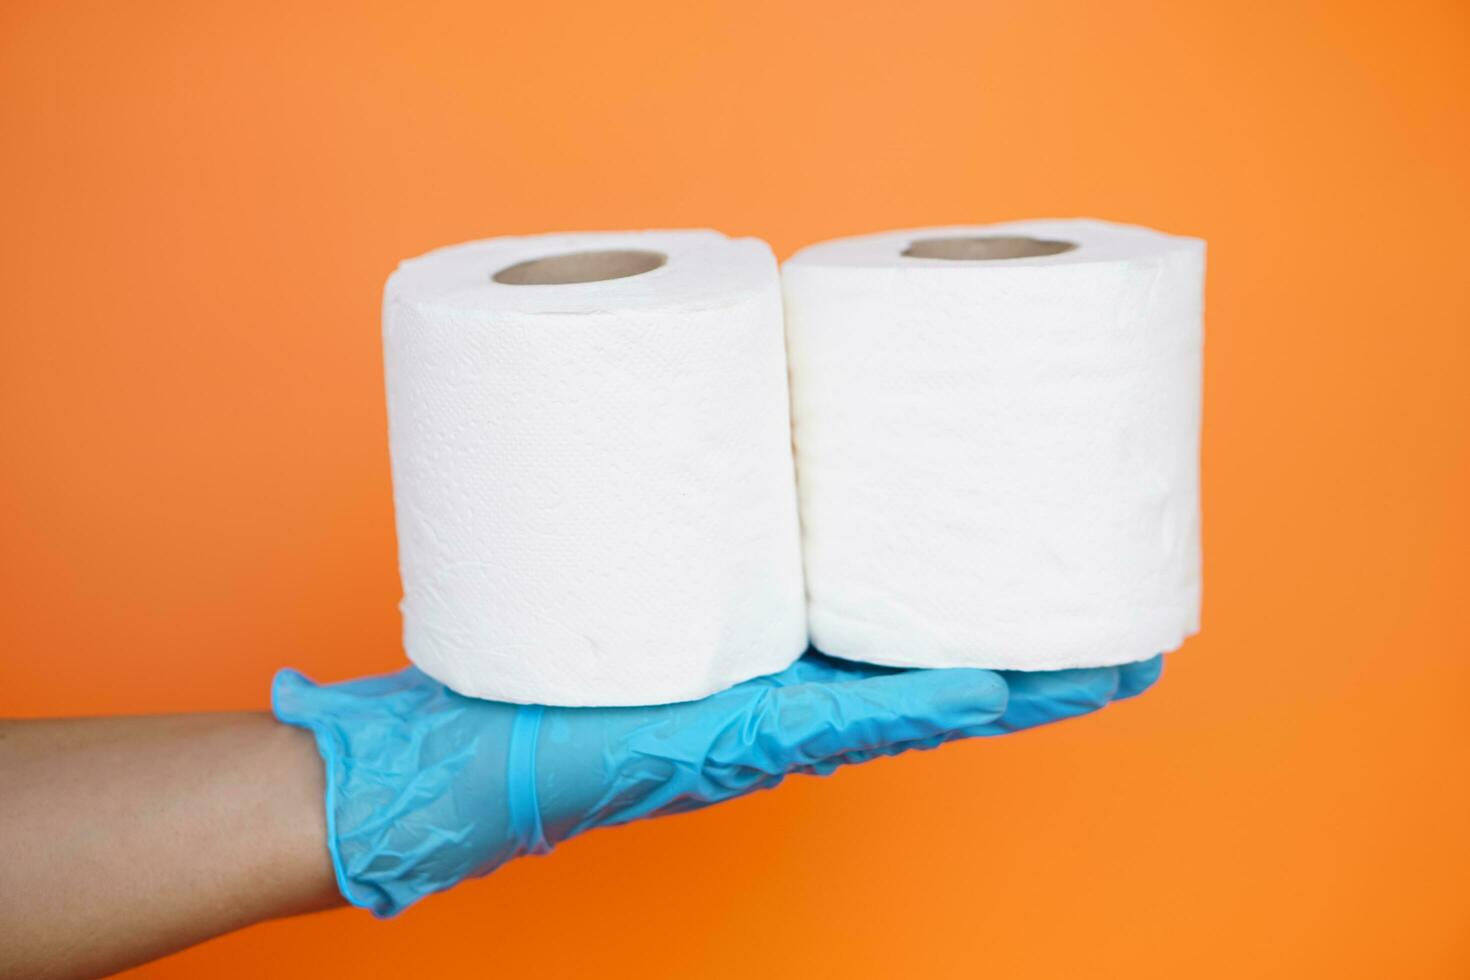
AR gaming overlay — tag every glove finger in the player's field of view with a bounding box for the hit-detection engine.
[742,650,899,690]
[789,660,1156,771]
[716,668,1008,775]
[775,725,947,775]
[1113,655,1164,700]
[810,730,958,771]
[969,667,1121,735]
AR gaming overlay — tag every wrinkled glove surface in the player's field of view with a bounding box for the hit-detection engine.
[274,651,1162,916]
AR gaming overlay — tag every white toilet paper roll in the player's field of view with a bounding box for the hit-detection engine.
[783,220,1204,670]
[384,230,807,705]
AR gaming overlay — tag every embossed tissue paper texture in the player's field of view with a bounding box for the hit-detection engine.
[783,220,1204,670]
[384,231,806,705]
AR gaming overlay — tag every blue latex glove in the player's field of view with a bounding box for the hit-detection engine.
[274,651,1162,917]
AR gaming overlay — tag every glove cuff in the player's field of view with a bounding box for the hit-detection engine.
[506,705,552,856]
[271,667,530,917]
[271,668,378,914]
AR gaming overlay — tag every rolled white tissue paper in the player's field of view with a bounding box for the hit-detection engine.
[384,230,806,705]
[783,220,1204,671]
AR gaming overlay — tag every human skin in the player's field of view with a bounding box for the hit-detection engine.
[0,655,1158,978]
[0,713,342,980]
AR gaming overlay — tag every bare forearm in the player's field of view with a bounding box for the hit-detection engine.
[0,712,341,979]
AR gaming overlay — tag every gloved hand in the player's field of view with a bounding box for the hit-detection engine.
[273,651,1162,917]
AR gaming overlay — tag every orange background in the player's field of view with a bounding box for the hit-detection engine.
[3,1,1467,976]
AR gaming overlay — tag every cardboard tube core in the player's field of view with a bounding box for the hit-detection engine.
[493,249,667,285]
[902,236,1077,261]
